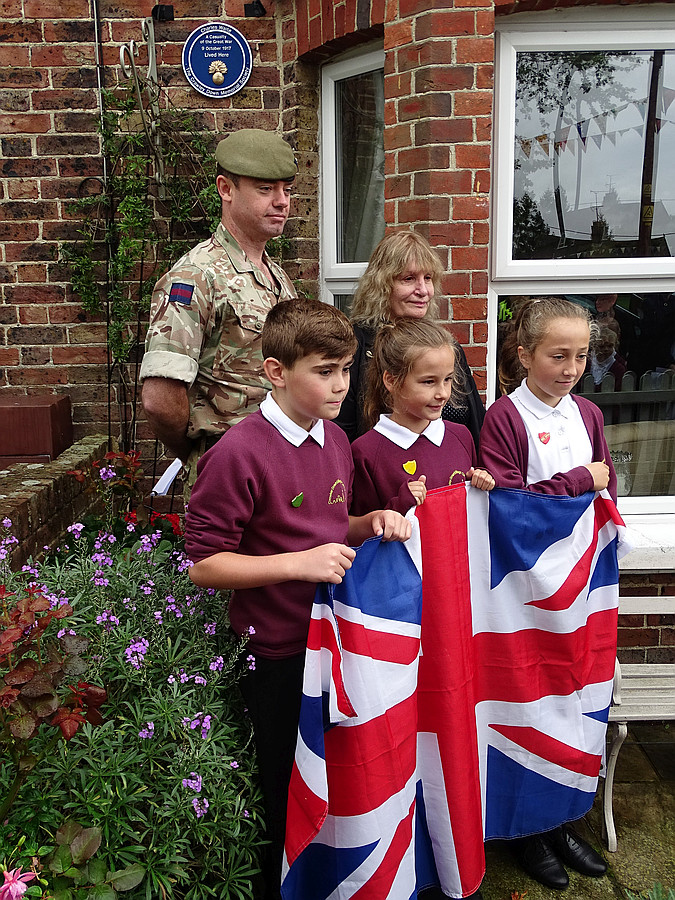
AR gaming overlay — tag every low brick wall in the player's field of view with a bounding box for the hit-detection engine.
[0,433,108,570]
[618,573,675,664]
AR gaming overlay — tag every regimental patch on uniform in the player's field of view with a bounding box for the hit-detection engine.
[168,282,194,306]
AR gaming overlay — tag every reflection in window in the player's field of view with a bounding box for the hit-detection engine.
[497,293,675,497]
[513,50,675,260]
[336,69,385,264]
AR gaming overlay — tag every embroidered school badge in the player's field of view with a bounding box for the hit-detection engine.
[448,469,465,485]
[168,282,194,306]
[328,479,346,504]
[291,492,304,508]
[402,460,417,475]
[538,431,551,444]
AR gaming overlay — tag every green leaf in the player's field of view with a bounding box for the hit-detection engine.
[49,844,73,875]
[56,821,83,845]
[107,864,145,892]
[85,859,108,885]
[87,884,116,900]
[71,825,102,865]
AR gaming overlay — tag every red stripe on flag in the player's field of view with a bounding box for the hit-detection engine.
[285,762,328,866]
[306,610,355,718]
[488,724,602,776]
[416,485,486,897]
[350,798,416,900]
[336,615,420,665]
[324,693,418,817]
[474,607,618,704]
[527,510,601,611]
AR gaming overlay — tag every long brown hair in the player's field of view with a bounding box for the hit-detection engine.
[363,319,461,428]
[498,296,594,395]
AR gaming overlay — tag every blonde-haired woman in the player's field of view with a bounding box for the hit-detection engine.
[336,230,485,446]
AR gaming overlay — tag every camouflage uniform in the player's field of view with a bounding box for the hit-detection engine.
[140,223,296,487]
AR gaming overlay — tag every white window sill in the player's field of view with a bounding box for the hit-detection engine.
[620,514,675,572]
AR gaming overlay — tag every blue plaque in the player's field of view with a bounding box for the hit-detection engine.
[182,23,252,99]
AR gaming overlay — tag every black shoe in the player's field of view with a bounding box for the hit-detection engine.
[512,834,569,890]
[465,891,483,899]
[548,825,607,877]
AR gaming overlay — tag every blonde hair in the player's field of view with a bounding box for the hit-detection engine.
[350,231,444,329]
[363,319,461,429]
[498,296,594,395]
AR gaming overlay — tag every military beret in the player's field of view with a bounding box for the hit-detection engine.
[215,129,297,180]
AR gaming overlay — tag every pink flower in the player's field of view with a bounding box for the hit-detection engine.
[0,869,36,900]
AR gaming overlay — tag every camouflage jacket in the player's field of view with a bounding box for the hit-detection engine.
[140,224,296,440]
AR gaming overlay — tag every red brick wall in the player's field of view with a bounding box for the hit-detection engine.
[619,574,675,664]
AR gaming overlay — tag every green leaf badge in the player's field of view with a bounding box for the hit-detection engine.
[291,492,304,508]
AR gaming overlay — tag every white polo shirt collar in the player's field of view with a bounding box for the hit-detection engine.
[260,392,325,447]
[374,414,444,449]
[513,379,577,420]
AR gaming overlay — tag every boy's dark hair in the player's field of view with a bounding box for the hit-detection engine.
[262,298,358,367]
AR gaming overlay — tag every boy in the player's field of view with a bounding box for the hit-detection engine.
[185,298,411,900]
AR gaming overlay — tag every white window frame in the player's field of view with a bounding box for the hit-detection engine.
[492,7,675,286]
[320,45,385,305]
[491,7,675,516]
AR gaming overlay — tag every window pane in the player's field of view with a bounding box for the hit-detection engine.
[496,293,675,497]
[514,50,675,261]
[336,69,385,263]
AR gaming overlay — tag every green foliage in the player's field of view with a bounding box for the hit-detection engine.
[0,501,264,900]
[61,82,220,450]
[626,886,675,900]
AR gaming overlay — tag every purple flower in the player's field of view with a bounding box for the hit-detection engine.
[209,656,224,672]
[230,760,239,769]
[204,622,216,636]
[191,797,209,818]
[99,465,116,482]
[243,809,250,818]
[248,625,256,636]
[125,638,150,669]
[2,517,12,529]
[182,772,202,792]
[138,721,155,739]
[67,523,84,538]
[247,654,256,671]
[57,628,76,639]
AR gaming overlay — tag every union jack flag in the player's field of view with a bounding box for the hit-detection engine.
[282,485,628,899]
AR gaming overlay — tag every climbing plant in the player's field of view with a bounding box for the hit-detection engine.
[62,79,221,452]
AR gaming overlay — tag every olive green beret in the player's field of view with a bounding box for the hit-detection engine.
[215,129,297,180]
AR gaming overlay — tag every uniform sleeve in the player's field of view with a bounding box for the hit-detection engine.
[140,264,213,385]
[184,437,257,562]
[479,399,594,497]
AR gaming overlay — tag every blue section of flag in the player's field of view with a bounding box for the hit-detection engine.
[339,536,423,625]
[588,536,620,595]
[485,745,595,837]
[487,490,594,588]
[168,282,194,306]
[282,840,378,900]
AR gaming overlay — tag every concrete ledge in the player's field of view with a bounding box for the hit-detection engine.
[0,434,108,570]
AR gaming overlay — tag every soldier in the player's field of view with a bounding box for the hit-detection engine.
[140,128,298,492]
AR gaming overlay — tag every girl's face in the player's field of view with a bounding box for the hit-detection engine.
[384,345,455,433]
[388,266,435,319]
[518,317,590,408]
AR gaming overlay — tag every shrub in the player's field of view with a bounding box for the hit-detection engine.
[0,515,263,900]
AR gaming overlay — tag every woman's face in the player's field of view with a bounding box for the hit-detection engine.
[388,266,435,319]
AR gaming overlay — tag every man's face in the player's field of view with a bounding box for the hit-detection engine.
[218,175,292,246]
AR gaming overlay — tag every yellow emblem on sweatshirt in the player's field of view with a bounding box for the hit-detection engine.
[328,479,347,504]
[402,460,417,475]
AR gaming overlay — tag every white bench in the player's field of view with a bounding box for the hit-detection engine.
[602,595,675,852]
